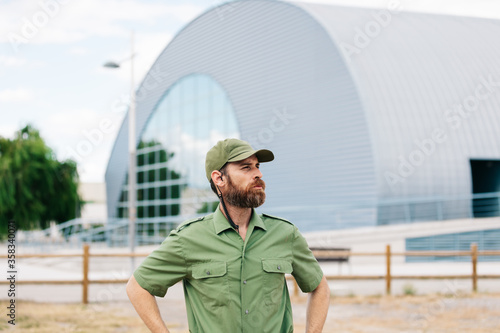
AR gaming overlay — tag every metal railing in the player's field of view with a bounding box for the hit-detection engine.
[266,191,500,231]
[17,192,500,248]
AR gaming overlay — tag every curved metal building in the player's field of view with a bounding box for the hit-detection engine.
[105,0,500,232]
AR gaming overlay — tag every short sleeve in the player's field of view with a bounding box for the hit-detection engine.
[133,229,187,297]
[291,227,323,293]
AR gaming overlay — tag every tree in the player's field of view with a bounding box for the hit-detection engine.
[0,125,83,236]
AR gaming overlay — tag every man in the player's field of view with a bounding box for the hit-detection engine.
[127,138,330,332]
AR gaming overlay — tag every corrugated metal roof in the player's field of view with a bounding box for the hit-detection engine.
[296,2,500,203]
[105,0,500,230]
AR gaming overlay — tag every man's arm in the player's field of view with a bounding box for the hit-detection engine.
[126,275,169,333]
[305,275,330,333]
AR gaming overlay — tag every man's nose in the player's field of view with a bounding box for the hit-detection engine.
[254,168,263,179]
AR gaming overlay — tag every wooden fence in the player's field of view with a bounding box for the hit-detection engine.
[1,244,499,304]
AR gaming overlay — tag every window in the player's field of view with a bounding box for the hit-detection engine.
[117,74,239,220]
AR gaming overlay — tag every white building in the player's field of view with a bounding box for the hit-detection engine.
[104,0,500,256]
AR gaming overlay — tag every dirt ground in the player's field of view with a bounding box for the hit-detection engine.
[1,293,500,332]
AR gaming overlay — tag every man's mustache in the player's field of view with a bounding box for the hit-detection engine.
[249,179,266,190]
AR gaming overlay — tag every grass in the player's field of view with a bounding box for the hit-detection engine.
[325,293,500,332]
[0,301,184,333]
[403,283,417,295]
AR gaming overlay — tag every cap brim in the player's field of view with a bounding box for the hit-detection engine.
[227,149,274,163]
[255,149,274,163]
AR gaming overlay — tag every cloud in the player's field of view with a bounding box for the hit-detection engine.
[41,108,124,177]
[0,55,26,67]
[0,0,205,44]
[0,88,34,102]
[0,56,44,71]
[2,0,500,48]
[45,108,123,137]
[0,123,19,139]
[46,108,101,136]
[67,46,90,56]
[168,4,206,22]
[96,31,173,85]
[75,147,115,183]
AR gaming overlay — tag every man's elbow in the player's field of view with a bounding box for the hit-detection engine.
[314,275,330,297]
[126,275,144,300]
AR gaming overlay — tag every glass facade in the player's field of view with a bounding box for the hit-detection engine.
[117,74,239,238]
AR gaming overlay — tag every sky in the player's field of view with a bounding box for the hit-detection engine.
[1,0,500,183]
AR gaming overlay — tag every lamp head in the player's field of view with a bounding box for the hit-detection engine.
[103,61,120,68]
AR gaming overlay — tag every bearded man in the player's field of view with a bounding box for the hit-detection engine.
[127,138,330,333]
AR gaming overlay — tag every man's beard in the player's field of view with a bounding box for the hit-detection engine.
[224,176,266,208]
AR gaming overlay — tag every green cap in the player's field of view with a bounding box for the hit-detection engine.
[205,138,274,181]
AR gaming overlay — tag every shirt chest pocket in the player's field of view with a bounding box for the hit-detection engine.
[262,259,293,306]
[191,261,229,309]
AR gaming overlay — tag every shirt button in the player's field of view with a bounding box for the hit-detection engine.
[245,310,249,314]
[243,280,247,284]
[277,265,281,270]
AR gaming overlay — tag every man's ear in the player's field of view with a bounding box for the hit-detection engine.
[211,170,225,187]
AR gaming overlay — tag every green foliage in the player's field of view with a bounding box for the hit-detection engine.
[403,283,417,296]
[0,125,83,235]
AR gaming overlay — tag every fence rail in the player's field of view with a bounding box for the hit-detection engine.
[2,244,499,303]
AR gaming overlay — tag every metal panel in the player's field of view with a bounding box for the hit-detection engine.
[298,2,500,219]
[106,0,500,231]
[105,0,376,231]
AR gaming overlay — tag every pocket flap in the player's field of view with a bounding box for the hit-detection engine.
[192,261,227,279]
[262,259,292,274]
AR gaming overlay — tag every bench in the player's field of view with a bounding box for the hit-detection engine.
[309,247,351,274]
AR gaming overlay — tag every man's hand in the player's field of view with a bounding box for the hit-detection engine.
[305,275,330,332]
[126,275,170,333]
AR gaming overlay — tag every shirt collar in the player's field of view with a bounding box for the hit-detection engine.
[213,205,267,235]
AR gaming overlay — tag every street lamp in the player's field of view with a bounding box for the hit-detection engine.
[104,31,136,272]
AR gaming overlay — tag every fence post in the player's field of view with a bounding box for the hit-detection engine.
[471,243,478,293]
[83,244,90,304]
[386,244,391,295]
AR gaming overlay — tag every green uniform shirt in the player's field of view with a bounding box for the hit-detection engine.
[134,206,323,333]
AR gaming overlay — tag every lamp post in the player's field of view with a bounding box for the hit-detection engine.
[104,31,136,272]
